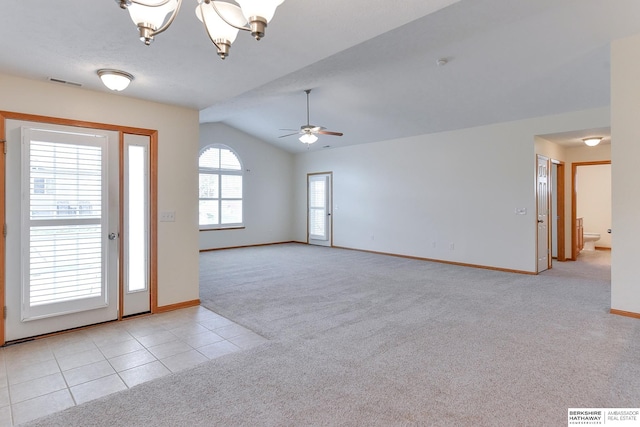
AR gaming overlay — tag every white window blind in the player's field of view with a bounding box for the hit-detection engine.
[22,129,108,320]
[30,224,102,305]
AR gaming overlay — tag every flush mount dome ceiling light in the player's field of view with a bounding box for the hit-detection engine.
[583,137,603,147]
[115,0,285,60]
[97,69,134,91]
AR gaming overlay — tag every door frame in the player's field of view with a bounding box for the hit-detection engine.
[552,159,566,262]
[306,171,333,246]
[0,111,158,345]
[571,160,611,260]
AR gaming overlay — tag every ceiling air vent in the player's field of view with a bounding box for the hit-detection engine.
[47,77,82,87]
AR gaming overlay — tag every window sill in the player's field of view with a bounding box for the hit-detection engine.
[199,226,245,232]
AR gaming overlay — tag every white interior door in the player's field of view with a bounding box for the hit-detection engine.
[122,134,151,316]
[5,121,119,341]
[537,155,550,273]
[308,173,332,247]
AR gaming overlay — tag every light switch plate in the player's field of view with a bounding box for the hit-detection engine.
[160,211,175,222]
[515,207,527,215]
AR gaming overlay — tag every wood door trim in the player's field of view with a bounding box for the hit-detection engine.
[555,161,566,262]
[570,160,611,260]
[0,119,5,345]
[0,111,158,345]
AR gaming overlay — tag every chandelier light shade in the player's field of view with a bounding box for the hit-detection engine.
[196,1,246,59]
[116,0,285,58]
[122,0,180,45]
[299,133,318,144]
[235,0,285,39]
[97,69,135,91]
[583,137,603,147]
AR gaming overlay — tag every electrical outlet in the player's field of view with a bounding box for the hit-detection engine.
[449,242,455,250]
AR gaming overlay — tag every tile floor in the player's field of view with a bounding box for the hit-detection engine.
[0,306,267,426]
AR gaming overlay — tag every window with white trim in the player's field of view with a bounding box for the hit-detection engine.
[199,144,243,229]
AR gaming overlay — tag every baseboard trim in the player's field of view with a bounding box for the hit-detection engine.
[331,246,537,275]
[155,299,200,313]
[200,241,297,252]
[595,246,611,251]
[610,309,640,320]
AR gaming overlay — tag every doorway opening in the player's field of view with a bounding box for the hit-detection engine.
[551,160,566,263]
[571,161,612,260]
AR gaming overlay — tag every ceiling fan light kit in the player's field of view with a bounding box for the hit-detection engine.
[279,89,344,146]
[115,0,284,59]
[299,133,318,144]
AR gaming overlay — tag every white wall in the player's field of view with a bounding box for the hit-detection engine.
[199,123,294,250]
[576,164,611,248]
[0,73,200,307]
[294,108,610,273]
[611,33,640,314]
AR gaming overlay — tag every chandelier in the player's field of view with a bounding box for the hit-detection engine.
[115,0,285,59]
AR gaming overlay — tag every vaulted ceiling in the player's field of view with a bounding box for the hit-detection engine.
[1,0,638,152]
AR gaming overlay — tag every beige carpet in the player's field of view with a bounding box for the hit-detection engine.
[25,244,639,427]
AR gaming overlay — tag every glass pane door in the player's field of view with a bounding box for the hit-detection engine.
[4,121,118,341]
[308,173,332,246]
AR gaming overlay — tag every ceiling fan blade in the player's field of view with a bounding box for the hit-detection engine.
[279,128,299,131]
[317,130,343,136]
[278,132,299,138]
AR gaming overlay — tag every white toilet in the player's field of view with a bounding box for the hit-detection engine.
[583,232,600,251]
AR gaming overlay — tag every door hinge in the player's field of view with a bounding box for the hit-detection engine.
[2,224,6,238]
[3,306,6,320]
[1,141,6,154]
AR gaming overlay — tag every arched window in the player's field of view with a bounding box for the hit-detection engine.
[199,144,243,229]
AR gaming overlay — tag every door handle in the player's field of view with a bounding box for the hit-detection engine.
[108,233,118,240]
[537,219,544,223]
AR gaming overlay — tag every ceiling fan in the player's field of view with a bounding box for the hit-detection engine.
[279,89,343,145]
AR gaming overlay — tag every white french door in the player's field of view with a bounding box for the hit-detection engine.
[308,173,332,247]
[5,121,119,341]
